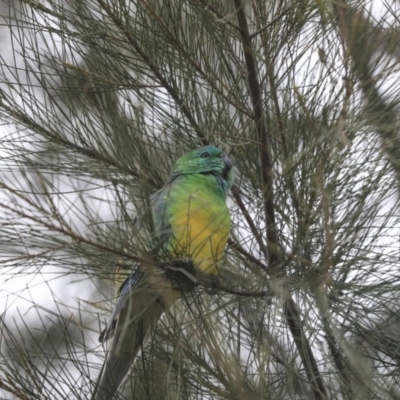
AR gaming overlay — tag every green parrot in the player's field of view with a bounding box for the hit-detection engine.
[91,146,234,400]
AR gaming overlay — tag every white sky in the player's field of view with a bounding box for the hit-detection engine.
[0,0,399,397]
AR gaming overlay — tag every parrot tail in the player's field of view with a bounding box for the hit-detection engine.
[91,280,166,400]
[91,265,192,400]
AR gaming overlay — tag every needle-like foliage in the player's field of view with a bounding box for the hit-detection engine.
[1,0,400,399]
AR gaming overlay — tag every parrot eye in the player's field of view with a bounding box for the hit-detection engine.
[200,152,210,158]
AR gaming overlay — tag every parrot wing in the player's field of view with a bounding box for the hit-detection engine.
[98,267,144,343]
[91,182,177,400]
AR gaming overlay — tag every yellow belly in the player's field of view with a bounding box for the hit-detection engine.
[169,192,230,275]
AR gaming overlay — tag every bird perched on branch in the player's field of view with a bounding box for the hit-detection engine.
[91,146,234,400]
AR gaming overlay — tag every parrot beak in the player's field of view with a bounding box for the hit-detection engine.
[222,154,233,170]
[221,154,233,181]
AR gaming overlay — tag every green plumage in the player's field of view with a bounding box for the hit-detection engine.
[150,146,233,274]
[92,146,233,400]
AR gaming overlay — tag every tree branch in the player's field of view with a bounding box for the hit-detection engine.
[233,2,327,398]
[233,0,279,268]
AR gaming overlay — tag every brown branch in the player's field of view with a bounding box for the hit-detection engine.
[0,186,271,298]
[0,200,151,266]
[284,298,327,400]
[194,0,242,32]
[233,2,327,398]
[217,286,270,298]
[321,312,354,396]
[0,379,29,400]
[96,0,208,146]
[251,1,307,259]
[231,184,268,258]
[0,102,158,189]
[248,4,293,40]
[335,0,353,146]
[336,3,400,182]
[0,244,69,267]
[141,0,253,118]
[227,238,268,272]
[233,0,278,269]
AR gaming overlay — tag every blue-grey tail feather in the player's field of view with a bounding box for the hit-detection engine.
[99,268,145,344]
[91,277,165,400]
[92,353,134,400]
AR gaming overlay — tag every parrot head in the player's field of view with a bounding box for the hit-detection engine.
[172,146,234,190]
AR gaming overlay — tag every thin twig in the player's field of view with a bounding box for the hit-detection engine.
[283,298,327,400]
[248,4,293,40]
[141,0,253,118]
[231,184,268,258]
[233,0,279,268]
[96,0,208,146]
[228,238,268,272]
[0,102,158,188]
[233,1,327,398]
